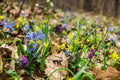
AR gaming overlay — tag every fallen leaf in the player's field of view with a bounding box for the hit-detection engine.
[45,51,68,80]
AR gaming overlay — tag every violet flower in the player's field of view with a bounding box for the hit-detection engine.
[54,24,61,34]
[87,48,94,59]
[19,55,28,67]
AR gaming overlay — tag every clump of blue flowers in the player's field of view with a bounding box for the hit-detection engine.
[3,20,15,32]
[25,30,45,58]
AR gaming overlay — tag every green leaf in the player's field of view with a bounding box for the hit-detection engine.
[6,70,19,80]
[18,41,26,56]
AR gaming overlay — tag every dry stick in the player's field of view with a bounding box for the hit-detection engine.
[15,0,25,19]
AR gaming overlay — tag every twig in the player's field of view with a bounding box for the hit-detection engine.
[15,0,25,19]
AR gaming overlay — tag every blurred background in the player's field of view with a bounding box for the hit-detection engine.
[12,0,120,18]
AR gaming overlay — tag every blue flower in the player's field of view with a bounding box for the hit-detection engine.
[111,38,116,43]
[32,53,38,58]
[37,32,45,40]
[31,42,37,47]
[117,31,120,36]
[64,51,70,55]
[62,23,68,27]
[3,21,14,32]
[26,47,36,53]
[0,19,6,25]
[31,32,37,39]
[23,25,30,32]
[26,32,37,40]
[26,32,32,40]
[107,25,113,31]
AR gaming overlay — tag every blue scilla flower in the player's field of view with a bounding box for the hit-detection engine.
[23,25,30,32]
[31,32,37,39]
[118,31,120,36]
[62,23,68,32]
[37,32,45,40]
[32,53,38,58]
[107,25,113,31]
[31,42,37,47]
[3,21,15,32]
[64,51,70,55]
[62,23,68,27]
[4,21,13,28]
[111,38,116,43]
[26,32,32,40]
[26,47,36,53]
[26,32,37,41]
[0,19,6,25]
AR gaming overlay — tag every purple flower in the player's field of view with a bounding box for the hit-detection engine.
[21,11,27,17]
[54,24,61,34]
[87,48,94,59]
[19,55,28,67]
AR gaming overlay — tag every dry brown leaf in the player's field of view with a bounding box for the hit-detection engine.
[0,42,18,71]
[45,51,68,80]
[93,65,120,80]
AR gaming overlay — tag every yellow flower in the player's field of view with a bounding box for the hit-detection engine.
[29,39,34,45]
[67,33,73,39]
[86,38,90,43]
[54,14,58,18]
[62,30,67,35]
[0,15,3,20]
[43,42,49,48]
[60,44,66,49]
[73,38,80,44]
[91,45,94,49]
[110,53,119,60]
[15,24,20,29]
[43,19,47,23]
[109,49,113,54]
[36,40,42,44]
[34,26,40,32]
[67,45,73,52]
[17,17,23,23]
[56,44,60,49]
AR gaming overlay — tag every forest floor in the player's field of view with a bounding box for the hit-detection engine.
[0,1,120,80]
